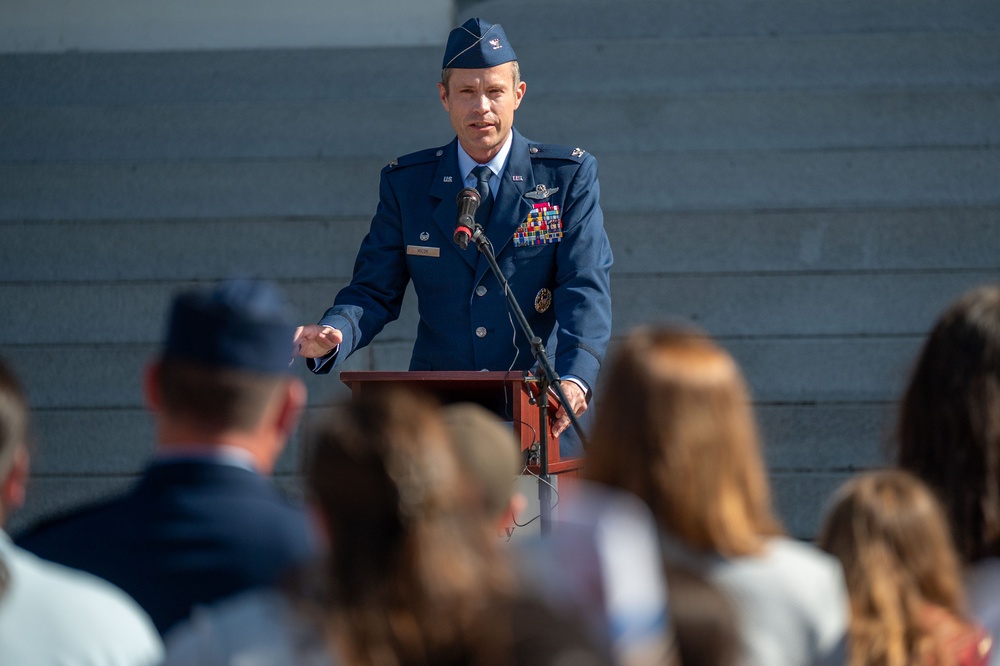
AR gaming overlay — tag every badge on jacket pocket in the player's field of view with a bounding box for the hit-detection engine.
[514,204,563,247]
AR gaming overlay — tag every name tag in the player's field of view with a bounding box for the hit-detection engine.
[406,245,440,257]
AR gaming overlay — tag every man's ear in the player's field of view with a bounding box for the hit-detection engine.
[438,81,450,112]
[1,445,30,513]
[513,80,526,110]
[274,378,307,438]
[501,492,529,530]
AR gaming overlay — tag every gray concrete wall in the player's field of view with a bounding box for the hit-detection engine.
[0,0,453,52]
[1,0,999,537]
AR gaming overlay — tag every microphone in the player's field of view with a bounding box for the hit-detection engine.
[454,187,481,250]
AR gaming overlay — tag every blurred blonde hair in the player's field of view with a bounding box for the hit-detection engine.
[586,325,782,556]
[818,470,968,666]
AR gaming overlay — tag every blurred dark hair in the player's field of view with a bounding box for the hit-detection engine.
[156,360,287,432]
[896,284,1000,563]
[666,566,739,666]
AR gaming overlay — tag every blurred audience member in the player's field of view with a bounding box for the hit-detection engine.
[585,324,848,666]
[0,358,163,664]
[165,387,611,665]
[16,280,316,635]
[665,566,739,666]
[441,402,527,531]
[896,284,1000,660]
[522,480,677,666]
[819,469,991,666]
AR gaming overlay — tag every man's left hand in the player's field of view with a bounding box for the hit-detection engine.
[552,381,587,438]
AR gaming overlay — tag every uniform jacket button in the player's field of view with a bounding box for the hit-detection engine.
[475,326,487,338]
[475,285,488,297]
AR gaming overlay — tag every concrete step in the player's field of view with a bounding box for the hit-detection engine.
[3,147,998,220]
[3,271,996,346]
[0,335,924,408]
[3,208,997,282]
[21,401,891,477]
[4,89,998,161]
[463,0,1000,40]
[4,32,998,107]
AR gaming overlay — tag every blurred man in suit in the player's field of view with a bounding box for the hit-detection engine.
[0,357,163,663]
[17,280,316,636]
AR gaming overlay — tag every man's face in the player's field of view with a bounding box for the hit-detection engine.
[438,63,526,164]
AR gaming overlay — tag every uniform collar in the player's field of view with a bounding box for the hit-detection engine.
[152,445,259,474]
[456,131,514,184]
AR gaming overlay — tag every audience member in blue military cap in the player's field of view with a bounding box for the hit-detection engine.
[16,279,317,636]
[294,17,613,453]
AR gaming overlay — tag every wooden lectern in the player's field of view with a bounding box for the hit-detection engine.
[339,371,583,477]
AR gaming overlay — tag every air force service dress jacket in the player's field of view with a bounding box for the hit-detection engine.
[310,128,613,393]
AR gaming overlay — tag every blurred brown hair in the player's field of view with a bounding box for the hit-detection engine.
[896,284,1000,563]
[818,470,969,666]
[586,325,782,556]
[303,387,513,665]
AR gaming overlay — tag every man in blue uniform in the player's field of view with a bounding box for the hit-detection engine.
[17,280,316,636]
[294,18,613,443]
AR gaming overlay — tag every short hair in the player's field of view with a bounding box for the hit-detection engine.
[440,60,521,94]
[896,284,1000,563]
[0,358,28,483]
[155,360,287,432]
[818,470,969,666]
[586,325,783,556]
[441,402,521,521]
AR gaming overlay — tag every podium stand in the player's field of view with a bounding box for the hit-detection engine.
[339,371,583,477]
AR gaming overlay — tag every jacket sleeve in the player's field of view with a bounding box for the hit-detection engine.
[551,153,613,391]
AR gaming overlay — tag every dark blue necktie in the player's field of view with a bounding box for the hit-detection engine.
[472,165,493,227]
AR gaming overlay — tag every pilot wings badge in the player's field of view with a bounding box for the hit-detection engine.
[523,184,560,201]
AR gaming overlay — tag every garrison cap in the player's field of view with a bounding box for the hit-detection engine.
[442,18,517,69]
[163,279,296,375]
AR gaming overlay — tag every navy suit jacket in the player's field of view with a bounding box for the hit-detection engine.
[311,129,613,392]
[15,461,316,636]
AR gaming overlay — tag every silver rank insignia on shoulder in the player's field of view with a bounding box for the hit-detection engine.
[524,184,560,201]
[389,159,398,168]
[572,147,585,157]
[534,288,553,313]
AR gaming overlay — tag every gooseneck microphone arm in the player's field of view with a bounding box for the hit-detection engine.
[460,222,589,534]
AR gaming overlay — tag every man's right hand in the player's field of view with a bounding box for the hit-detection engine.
[293,325,343,358]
